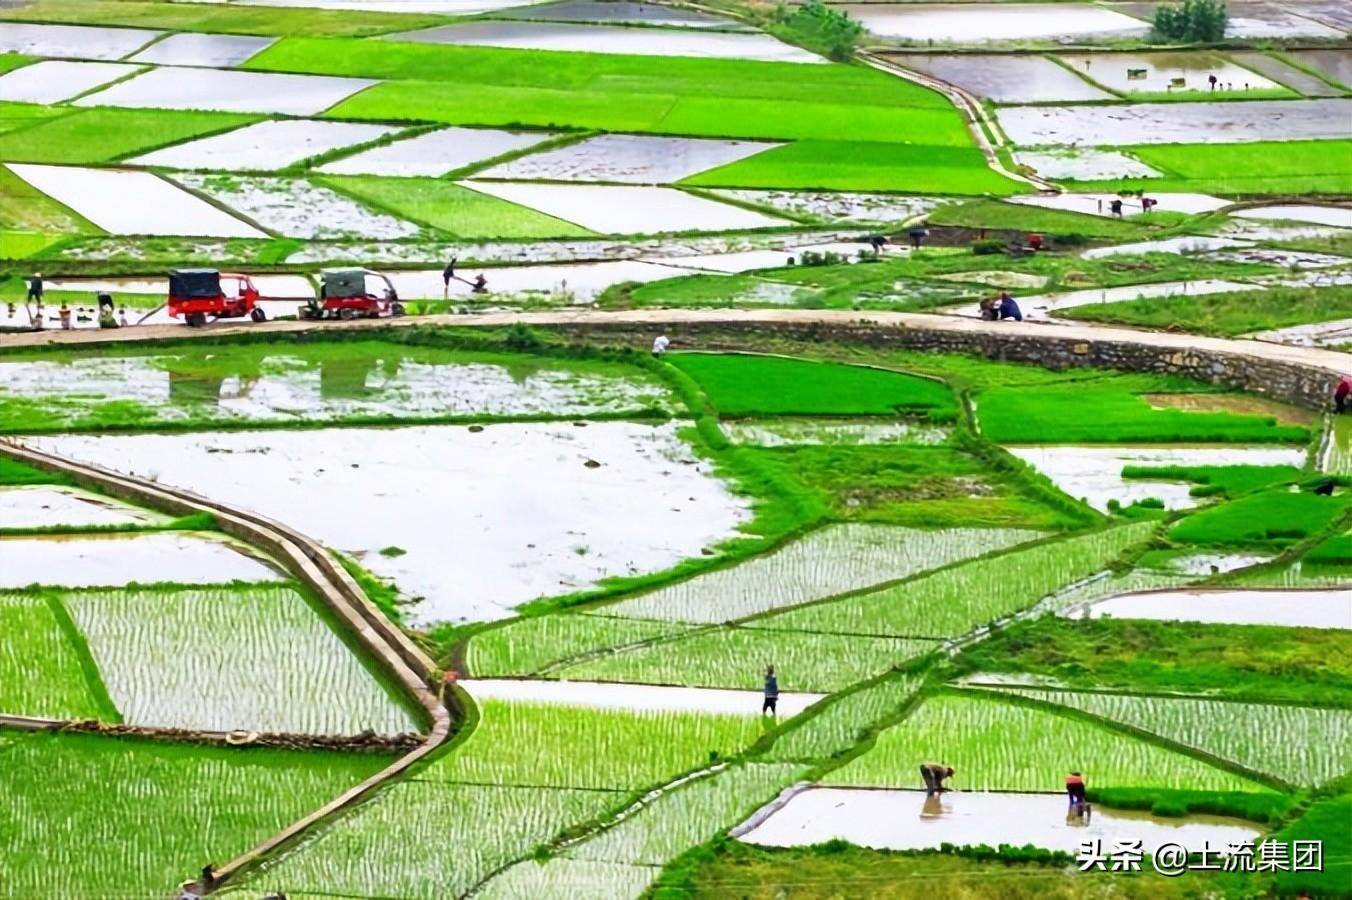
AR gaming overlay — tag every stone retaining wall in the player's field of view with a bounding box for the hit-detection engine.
[540,320,1339,410]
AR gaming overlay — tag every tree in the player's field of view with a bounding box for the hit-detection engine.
[1153,0,1228,42]
[778,0,863,62]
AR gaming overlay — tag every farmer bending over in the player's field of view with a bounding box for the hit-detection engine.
[920,762,954,795]
[1066,771,1088,817]
[998,291,1022,321]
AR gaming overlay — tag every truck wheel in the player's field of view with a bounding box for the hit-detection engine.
[391,302,406,317]
[339,308,356,321]
[186,312,206,327]
[250,308,267,323]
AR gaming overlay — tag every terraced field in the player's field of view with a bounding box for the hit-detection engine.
[1,0,1349,892]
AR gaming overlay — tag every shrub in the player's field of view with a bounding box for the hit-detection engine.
[1153,0,1228,42]
[971,239,1005,256]
[777,0,864,62]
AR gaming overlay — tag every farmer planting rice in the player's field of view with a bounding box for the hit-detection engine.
[919,762,955,795]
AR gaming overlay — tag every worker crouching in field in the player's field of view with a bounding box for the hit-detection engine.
[919,762,954,795]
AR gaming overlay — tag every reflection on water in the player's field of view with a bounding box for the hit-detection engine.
[739,787,1262,854]
[0,345,676,429]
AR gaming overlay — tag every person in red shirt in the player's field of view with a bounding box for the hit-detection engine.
[1066,771,1088,818]
[1335,375,1352,413]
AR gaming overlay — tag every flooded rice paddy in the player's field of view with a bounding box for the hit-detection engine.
[459,182,789,234]
[0,348,677,426]
[1004,445,1306,512]
[316,127,558,178]
[30,423,751,624]
[393,20,824,63]
[461,678,824,717]
[1232,204,1352,229]
[887,54,1112,103]
[1000,98,1352,146]
[73,67,376,116]
[66,585,421,736]
[737,787,1260,854]
[5,165,265,239]
[1284,49,1352,90]
[1058,51,1282,95]
[1011,192,1228,218]
[948,279,1258,321]
[128,32,276,67]
[1068,588,1352,629]
[388,259,681,301]
[0,532,284,589]
[505,0,746,28]
[708,190,943,225]
[1149,552,1274,575]
[722,418,951,447]
[173,174,423,241]
[133,120,402,172]
[0,60,139,105]
[1081,236,1251,258]
[0,485,164,529]
[1112,1,1345,39]
[1015,149,1160,181]
[602,524,1040,623]
[839,3,1149,42]
[479,134,780,185]
[0,22,162,60]
[1228,51,1344,97]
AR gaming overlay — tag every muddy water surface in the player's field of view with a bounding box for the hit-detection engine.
[134,120,400,172]
[29,424,751,624]
[480,134,780,185]
[0,486,164,529]
[738,788,1261,854]
[0,60,140,105]
[1000,98,1352,146]
[887,54,1111,103]
[1069,588,1352,629]
[1058,51,1281,94]
[839,3,1149,42]
[462,678,824,717]
[318,127,557,178]
[0,532,284,589]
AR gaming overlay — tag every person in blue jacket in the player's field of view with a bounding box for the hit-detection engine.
[998,291,1023,321]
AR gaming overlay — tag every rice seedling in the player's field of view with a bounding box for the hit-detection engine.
[1045,568,1190,615]
[1268,795,1352,897]
[476,858,658,900]
[62,585,421,736]
[0,730,388,898]
[1170,490,1352,546]
[568,762,808,867]
[765,674,923,763]
[557,623,935,694]
[467,614,694,677]
[600,524,1042,624]
[721,418,953,448]
[668,354,957,419]
[955,617,1352,706]
[0,592,105,720]
[423,700,765,791]
[978,382,1310,444]
[756,523,1155,638]
[987,687,1352,787]
[248,782,624,900]
[827,692,1270,794]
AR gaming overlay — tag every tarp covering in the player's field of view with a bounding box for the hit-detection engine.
[168,269,220,298]
[321,269,367,298]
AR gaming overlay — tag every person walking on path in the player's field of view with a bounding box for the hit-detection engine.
[920,762,954,795]
[442,258,457,300]
[762,666,779,716]
[1335,375,1352,413]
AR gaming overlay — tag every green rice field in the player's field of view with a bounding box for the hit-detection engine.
[1,0,1348,884]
